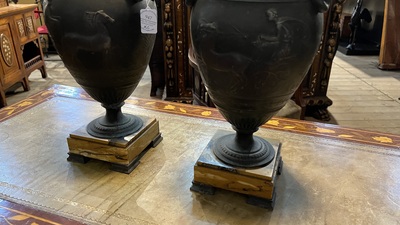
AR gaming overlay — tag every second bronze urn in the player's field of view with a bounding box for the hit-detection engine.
[188,0,330,208]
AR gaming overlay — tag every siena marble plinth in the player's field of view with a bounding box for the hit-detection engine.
[191,130,283,209]
[67,116,162,173]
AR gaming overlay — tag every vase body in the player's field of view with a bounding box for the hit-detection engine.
[44,0,156,138]
[190,0,325,167]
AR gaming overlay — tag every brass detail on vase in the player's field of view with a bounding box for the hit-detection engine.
[0,33,13,67]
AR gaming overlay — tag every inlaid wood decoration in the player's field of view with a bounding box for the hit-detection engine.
[16,19,25,38]
[293,0,347,120]
[0,4,47,108]
[0,199,85,224]
[161,0,193,103]
[1,85,399,148]
[0,0,8,8]
[0,23,20,79]
[1,84,400,224]
[0,33,13,67]
[26,17,34,34]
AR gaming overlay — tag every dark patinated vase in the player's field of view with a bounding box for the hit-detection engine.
[44,0,156,138]
[189,0,329,168]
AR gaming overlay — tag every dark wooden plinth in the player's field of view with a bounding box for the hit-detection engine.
[191,130,283,209]
[67,116,162,174]
[338,41,380,56]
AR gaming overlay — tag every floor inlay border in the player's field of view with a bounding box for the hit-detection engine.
[1,84,399,149]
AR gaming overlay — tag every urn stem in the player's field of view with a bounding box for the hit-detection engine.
[212,126,275,168]
[102,102,126,125]
[234,131,255,151]
[87,102,143,139]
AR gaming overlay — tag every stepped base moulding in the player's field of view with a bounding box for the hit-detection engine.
[191,130,283,209]
[67,115,162,174]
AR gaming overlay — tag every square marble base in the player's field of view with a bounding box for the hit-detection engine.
[67,115,162,174]
[192,130,282,208]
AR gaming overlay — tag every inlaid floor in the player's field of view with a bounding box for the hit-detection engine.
[4,52,400,135]
[1,86,400,225]
[0,199,85,225]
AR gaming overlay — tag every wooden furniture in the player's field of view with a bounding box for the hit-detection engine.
[378,0,400,70]
[292,0,346,120]
[0,3,47,108]
[160,0,193,103]
[1,84,400,224]
[0,0,7,8]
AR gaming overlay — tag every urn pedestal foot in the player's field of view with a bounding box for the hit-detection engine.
[191,130,282,209]
[67,115,162,174]
[246,191,276,209]
[190,182,216,195]
[67,153,90,164]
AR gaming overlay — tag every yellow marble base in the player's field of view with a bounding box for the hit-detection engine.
[192,130,282,208]
[67,116,162,173]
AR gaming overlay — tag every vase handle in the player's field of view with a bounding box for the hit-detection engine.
[311,0,331,12]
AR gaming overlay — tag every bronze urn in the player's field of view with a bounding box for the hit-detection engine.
[188,0,330,207]
[189,0,329,168]
[44,0,156,139]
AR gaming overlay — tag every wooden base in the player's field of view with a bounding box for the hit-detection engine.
[191,130,283,209]
[67,116,162,174]
[338,41,380,56]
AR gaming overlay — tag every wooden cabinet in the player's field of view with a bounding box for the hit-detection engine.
[0,0,7,8]
[0,4,47,108]
[0,21,22,88]
[14,12,38,44]
[160,0,193,103]
[378,0,400,70]
[292,0,346,120]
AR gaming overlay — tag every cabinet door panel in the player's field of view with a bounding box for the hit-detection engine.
[24,12,37,41]
[0,23,22,88]
[14,14,28,44]
[0,0,8,7]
